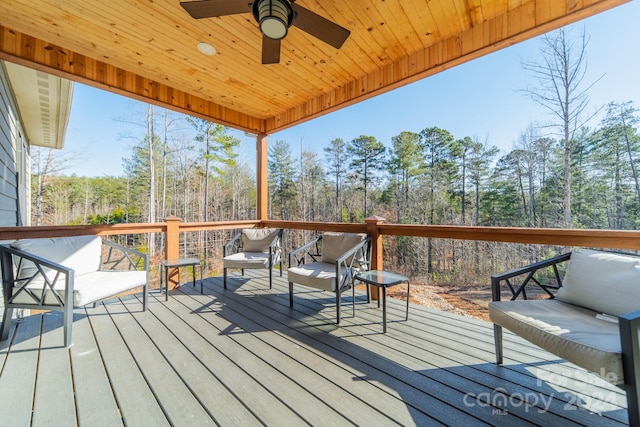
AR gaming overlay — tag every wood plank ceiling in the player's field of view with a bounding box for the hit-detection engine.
[0,0,630,135]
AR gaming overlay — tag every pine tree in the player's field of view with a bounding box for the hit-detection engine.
[347,135,386,217]
[387,131,422,223]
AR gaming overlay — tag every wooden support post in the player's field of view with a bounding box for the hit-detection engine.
[365,216,385,300]
[256,133,268,221]
[165,216,181,289]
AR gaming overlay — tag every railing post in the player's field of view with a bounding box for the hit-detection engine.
[256,133,268,221]
[165,216,181,289]
[365,215,385,300]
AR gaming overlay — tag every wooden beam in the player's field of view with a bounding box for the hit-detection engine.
[0,26,266,134]
[265,0,629,133]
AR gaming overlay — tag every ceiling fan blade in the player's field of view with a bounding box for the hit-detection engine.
[262,36,281,64]
[291,3,350,49]
[180,0,251,19]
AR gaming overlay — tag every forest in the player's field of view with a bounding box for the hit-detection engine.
[29,29,640,307]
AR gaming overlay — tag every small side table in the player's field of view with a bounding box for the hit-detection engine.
[355,270,410,333]
[160,258,203,301]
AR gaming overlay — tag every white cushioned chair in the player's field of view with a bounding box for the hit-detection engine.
[223,228,283,289]
[288,232,371,323]
[0,235,149,348]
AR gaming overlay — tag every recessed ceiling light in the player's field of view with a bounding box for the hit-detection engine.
[197,42,217,56]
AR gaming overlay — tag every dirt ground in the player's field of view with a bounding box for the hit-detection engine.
[368,279,493,322]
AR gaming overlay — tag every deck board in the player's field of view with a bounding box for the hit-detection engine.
[69,310,123,427]
[86,302,170,426]
[197,278,497,425]
[179,284,442,426]
[143,290,308,426]
[0,270,631,426]
[103,299,217,427]
[32,312,76,427]
[122,296,265,426]
[0,314,41,426]
[166,288,359,427]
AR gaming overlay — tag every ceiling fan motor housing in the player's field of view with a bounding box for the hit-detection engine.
[253,0,295,40]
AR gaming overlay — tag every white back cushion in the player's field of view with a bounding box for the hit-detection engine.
[11,235,102,277]
[321,233,365,264]
[556,248,640,316]
[241,228,280,252]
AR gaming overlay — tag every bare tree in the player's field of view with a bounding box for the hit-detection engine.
[515,125,541,227]
[31,147,74,225]
[324,138,348,221]
[187,118,239,222]
[522,27,601,228]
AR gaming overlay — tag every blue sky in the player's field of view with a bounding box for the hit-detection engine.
[63,1,640,177]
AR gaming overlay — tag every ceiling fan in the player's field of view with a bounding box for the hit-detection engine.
[180,0,351,64]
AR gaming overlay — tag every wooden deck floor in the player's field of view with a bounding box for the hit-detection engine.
[0,271,630,426]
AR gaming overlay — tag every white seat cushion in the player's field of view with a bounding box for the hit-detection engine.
[287,261,347,292]
[12,270,147,307]
[223,252,270,269]
[489,299,623,384]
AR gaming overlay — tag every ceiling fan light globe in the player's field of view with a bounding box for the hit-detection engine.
[260,18,287,40]
[256,0,292,40]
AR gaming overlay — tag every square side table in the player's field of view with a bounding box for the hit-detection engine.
[160,257,203,301]
[355,270,409,333]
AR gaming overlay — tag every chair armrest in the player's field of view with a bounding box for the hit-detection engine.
[0,244,74,307]
[332,236,371,293]
[102,240,148,272]
[335,236,372,271]
[223,230,242,257]
[268,229,284,248]
[491,252,571,301]
[288,236,321,268]
[268,229,284,262]
[619,309,640,412]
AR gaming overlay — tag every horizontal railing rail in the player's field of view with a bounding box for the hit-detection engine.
[2,220,639,250]
[262,220,368,234]
[0,223,166,240]
[377,223,640,250]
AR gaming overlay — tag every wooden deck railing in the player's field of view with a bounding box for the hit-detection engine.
[1,216,640,288]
